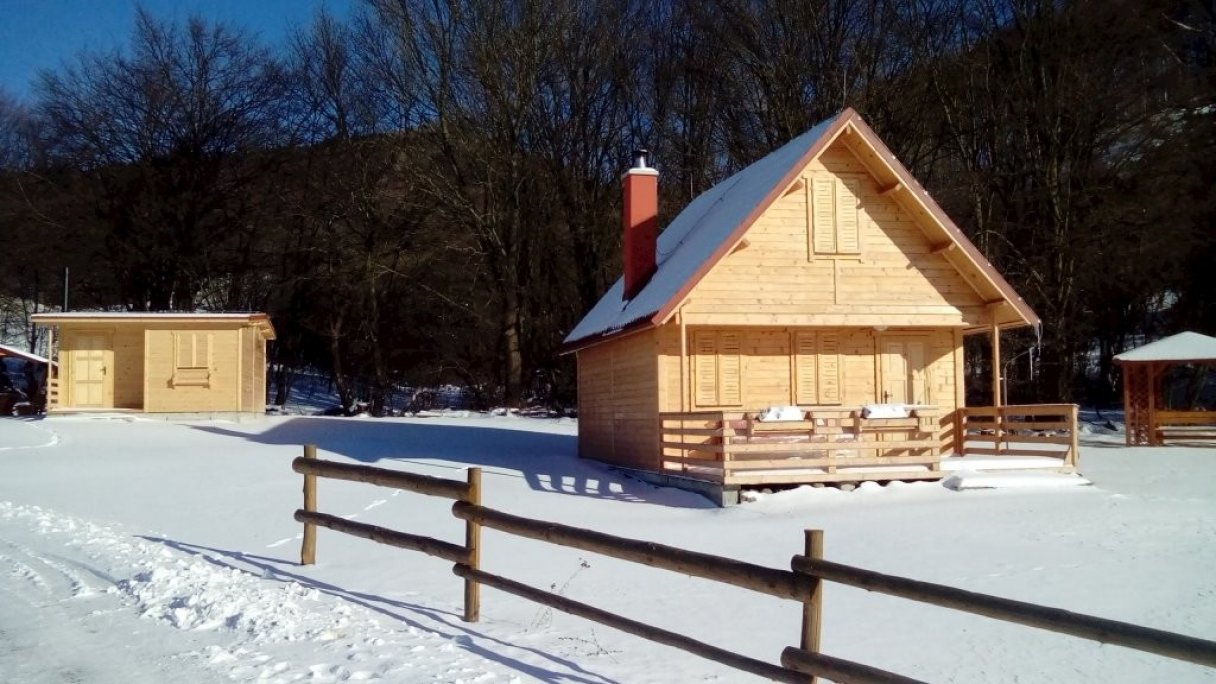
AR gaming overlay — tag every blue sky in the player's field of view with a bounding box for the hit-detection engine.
[0,0,354,102]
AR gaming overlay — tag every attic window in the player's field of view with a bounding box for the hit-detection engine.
[172,332,213,388]
[808,174,863,257]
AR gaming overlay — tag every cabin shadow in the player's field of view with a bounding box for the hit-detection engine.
[191,417,715,509]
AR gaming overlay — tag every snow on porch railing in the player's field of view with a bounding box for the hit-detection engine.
[659,407,943,486]
[289,451,1216,680]
[958,404,1079,469]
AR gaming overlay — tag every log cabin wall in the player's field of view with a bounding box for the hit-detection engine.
[678,140,987,329]
[576,328,661,470]
[144,323,244,412]
[656,137,978,452]
[656,325,962,454]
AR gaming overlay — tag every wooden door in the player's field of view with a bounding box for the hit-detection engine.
[880,337,928,405]
[70,334,111,407]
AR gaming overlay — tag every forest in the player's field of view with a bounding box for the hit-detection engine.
[0,0,1212,414]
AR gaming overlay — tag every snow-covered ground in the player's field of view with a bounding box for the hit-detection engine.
[0,414,1213,683]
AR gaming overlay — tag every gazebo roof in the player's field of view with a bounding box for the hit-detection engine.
[1113,331,1216,363]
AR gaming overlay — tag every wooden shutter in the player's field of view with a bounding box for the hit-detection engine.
[719,332,742,406]
[793,332,818,404]
[694,332,718,407]
[812,177,836,254]
[907,341,927,405]
[817,332,842,404]
[836,178,862,253]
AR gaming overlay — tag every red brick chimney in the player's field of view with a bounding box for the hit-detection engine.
[622,149,658,300]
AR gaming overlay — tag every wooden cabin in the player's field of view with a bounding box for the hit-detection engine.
[31,312,274,416]
[1115,331,1216,446]
[563,109,1075,502]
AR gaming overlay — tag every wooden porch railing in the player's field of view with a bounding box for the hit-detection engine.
[957,404,1079,469]
[660,407,943,486]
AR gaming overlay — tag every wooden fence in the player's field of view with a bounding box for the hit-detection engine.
[659,408,943,486]
[957,404,1079,469]
[293,445,1216,682]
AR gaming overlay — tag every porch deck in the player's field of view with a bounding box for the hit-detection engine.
[660,404,1078,487]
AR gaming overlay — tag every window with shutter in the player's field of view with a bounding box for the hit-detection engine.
[793,332,818,404]
[719,333,741,405]
[172,332,213,387]
[808,174,865,257]
[693,331,743,407]
[817,332,841,403]
[836,178,861,253]
[811,177,836,254]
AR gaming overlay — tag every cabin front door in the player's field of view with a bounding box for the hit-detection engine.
[70,333,111,407]
[880,336,928,405]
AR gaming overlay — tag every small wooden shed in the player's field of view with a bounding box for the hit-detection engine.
[1115,331,1216,445]
[563,108,1062,496]
[31,312,275,415]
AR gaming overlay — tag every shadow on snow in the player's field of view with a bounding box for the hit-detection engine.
[190,416,714,509]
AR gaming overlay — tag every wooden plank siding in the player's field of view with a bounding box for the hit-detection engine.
[681,141,986,328]
[143,324,246,412]
[576,329,661,470]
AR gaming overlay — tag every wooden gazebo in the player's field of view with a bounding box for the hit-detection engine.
[1114,332,1216,446]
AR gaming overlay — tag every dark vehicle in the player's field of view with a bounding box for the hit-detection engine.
[0,357,41,416]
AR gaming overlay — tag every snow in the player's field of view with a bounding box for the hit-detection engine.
[942,470,1091,490]
[1,414,1215,683]
[564,114,842,345]
[1113,331,1216,362]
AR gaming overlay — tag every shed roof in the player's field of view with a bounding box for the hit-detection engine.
[1113,331,1216,363]
[562,108,1038,351]
[0,343,49,365]
[31,311,276,340]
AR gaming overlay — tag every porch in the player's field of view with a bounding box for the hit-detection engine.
[659,404,1078,487]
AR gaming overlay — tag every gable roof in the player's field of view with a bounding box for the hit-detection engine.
[563,108,1039,351]
[1113,331,1216,363]
[31,311,276,340]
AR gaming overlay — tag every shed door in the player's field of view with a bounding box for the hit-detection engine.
[880,337,928,405]
[71,334,111,407]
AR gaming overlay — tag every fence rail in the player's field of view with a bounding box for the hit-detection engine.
[292,444,1216,683]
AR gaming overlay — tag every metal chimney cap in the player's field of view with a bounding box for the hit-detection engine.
[631,149,650,169]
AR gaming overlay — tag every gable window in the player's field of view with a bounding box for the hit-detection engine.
[172,332,213,387]
[693,331,741,407]
[809,174,863,257]
[793,331,842,404]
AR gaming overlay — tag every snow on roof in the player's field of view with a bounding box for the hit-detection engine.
[564,113,842,346]
[1113,331,1216,362]
[0,343,49,365]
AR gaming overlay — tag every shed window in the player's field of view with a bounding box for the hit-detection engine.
[693,331,742,407]
[793,331,842,404]
[809,175,863,257]
[172,332,213,387]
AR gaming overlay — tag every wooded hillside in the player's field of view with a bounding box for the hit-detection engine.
[0,0,1212,413]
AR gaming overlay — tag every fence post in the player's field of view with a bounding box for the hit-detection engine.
[800,529,824,683]
[1069,404,1080,469]
[301,444,317,565]
[463,467,482,622]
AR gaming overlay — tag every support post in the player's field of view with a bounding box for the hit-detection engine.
[1147,362,1158,446]
[800,529,824,683]
[990,322,1002,408]
[463,467,482,622]
[301,444,317,565]
[1068,404,1080,468]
